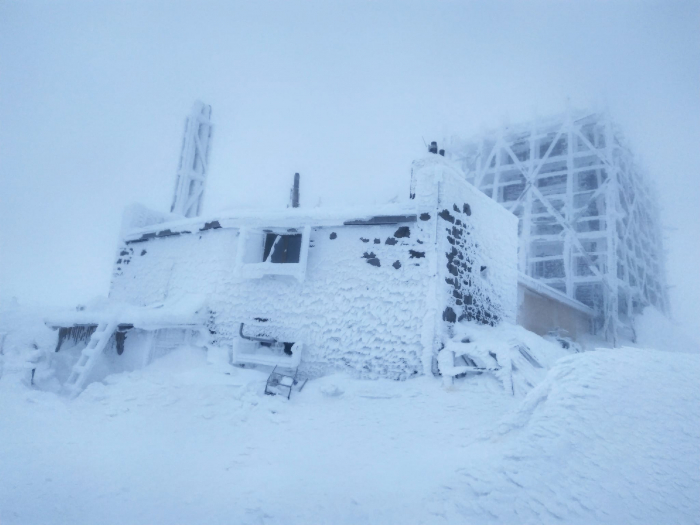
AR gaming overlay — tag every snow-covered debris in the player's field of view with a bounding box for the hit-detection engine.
[429,347,700,525]
[440,321,569,395]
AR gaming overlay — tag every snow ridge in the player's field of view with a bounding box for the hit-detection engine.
[430,347,700,525]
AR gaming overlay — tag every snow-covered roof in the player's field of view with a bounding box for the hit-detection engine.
[122,203,421,244]
[45,295,208,330]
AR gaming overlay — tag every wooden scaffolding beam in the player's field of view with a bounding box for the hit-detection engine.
[445,110,669,344]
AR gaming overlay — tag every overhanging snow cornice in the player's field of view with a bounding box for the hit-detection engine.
[45,297,208,331]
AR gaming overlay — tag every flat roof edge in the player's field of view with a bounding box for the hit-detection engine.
[518,273,596,316]
[122,205,421,243]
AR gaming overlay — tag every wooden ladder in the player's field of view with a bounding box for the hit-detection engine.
[64,319,119,396]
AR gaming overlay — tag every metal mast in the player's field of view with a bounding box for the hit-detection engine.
[171,101,212,218]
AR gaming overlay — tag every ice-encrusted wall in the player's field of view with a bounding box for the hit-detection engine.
[411,156,518,337]
[437,169,518,329]
[110,219,435,379]
[110,156,517,379]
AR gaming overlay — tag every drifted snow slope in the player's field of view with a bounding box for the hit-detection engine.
[1,328,699,524]
[429,348,700,524]
[0,347,520,525]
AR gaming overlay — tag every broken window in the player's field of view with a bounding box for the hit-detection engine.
[263,233,302,263]
[236,226,311,280]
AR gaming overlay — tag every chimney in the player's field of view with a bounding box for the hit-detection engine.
[290,172,300,208]
[429,141,438,154]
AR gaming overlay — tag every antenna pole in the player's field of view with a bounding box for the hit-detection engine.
[171,101,212,218]
[290,172,300,208]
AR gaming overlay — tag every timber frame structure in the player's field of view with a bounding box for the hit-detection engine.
[444,111,669,344]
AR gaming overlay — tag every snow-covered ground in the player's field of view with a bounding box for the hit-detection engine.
[429,347,700,524]
[1,307,699,524]
[1,346,520,525]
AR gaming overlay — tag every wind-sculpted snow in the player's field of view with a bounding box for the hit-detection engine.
[1,316,698,524]
[429,347,700,524]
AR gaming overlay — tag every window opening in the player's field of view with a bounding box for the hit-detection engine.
[263,233,302,263]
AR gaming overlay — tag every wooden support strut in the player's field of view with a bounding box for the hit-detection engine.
[457,111,668,344]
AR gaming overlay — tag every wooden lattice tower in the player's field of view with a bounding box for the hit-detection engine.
[171,101,212,218]
[444,111,669,344]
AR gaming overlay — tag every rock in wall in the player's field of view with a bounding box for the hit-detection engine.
[437,169,518,334]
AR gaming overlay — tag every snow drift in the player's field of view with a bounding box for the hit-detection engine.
[1,306,698,524]
[430,347,700,525]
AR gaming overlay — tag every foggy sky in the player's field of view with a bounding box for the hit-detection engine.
[1,0,698,335]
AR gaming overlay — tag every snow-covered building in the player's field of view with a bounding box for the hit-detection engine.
[46,104,625,394]
[444,111,669,343]
[98,153,518,382]
[46,102,529,391]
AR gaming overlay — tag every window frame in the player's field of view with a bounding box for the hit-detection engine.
[263,232,303,264]
[235,225,311,281]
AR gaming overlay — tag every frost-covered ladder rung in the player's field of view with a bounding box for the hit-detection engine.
[64,319,119,395]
